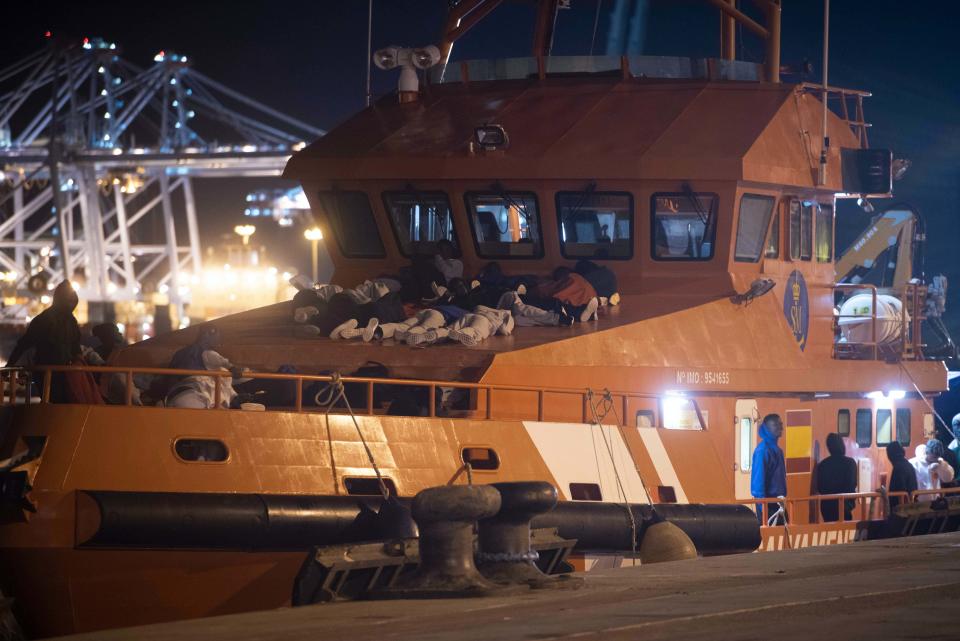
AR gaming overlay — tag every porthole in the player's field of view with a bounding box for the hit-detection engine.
[174,439,229,462]
[461,447,500,471]
[569,482,602,501]
[344,477,397,497]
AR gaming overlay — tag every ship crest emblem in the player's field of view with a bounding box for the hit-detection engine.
[783,270,809,351]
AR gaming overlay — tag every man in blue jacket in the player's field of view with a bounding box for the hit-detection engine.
[751,414,787,524]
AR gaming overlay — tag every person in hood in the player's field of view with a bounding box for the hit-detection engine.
[886,442,917,509]
[814,433,858,521]
[164,326,243,409]
[8,281,81,403]
[751,414,786,524]
[946,413,960,471]
[8,281,80,367]
[909,440,955,500]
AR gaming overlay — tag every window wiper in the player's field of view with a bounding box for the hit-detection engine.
[682,182,713,255]
[561,181,597,240]
[491,182,532,236]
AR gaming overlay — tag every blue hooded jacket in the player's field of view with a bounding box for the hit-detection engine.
[751,422,787,498]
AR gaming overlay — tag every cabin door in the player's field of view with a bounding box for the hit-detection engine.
[734,399,759,500]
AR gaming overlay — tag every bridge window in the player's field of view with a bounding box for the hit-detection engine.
[734,194,776,262]
[815,204,834,263]
[465,192,542,258]
[896,408,911,446]
[876,408,893,446]
[855,408,872,447]
[383,192,458,257]
[316,191,385,258]
[651,192,718,261]
[788,200,813,261]
[556,191,633,260]
[837,409,850,436]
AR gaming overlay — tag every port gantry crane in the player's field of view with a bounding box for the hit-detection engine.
[0,35,325,320]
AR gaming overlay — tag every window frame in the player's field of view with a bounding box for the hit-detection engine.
[837,409,850,437]
[636,409,656,428]
[815,203,835,263]
[787,198,814,262]
[555,190,634,260]
[876,408,893,446]
[316,190,386,259]
[896,408,911,446]
[382,190,460,259]
[649,191,720,262]
[463,190,544,260]
[734,193,777,263]
[855,408,872,447]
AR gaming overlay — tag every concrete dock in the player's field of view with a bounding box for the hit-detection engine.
[58,533,960,641]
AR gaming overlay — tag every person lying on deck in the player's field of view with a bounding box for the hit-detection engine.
[164,326,247,409]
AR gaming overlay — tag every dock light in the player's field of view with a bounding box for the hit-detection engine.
[888,390,907,400]
[304,227,323,282]
[233,224,256,245]
[474,125,509,151]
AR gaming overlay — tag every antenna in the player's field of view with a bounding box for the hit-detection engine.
[819,0,830,185]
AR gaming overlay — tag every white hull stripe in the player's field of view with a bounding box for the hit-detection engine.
[522,421,649,504]
[636,427,689,504]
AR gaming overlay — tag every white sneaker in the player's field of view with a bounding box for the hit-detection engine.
[406,328,438,346]
[361,318,379,342]
[580,298,599,323]
[330,319,358,339]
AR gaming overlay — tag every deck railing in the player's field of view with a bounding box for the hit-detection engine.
[0,364,665,423]
[742,486,960,525]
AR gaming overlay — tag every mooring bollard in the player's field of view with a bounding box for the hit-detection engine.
[374,484,525,598]
[477,481,582,589]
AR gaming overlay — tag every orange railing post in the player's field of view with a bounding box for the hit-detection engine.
[125,370,134,406]
[41,370,51,403]
[213,373,222,409]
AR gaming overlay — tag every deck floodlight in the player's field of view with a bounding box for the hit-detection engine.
[411,46,441,70]
[373,45,441,99]
[373,46,401,70]
[474,125,508,150]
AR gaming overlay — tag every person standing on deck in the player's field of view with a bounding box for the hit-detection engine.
[886,442,918,508]
[910,440,955,500]
[946,413,960,471]
[7,281,81,403]
[814,433,858,522]
[751,414,787,524]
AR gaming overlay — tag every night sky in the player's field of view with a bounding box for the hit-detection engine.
[4,1,959,333]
